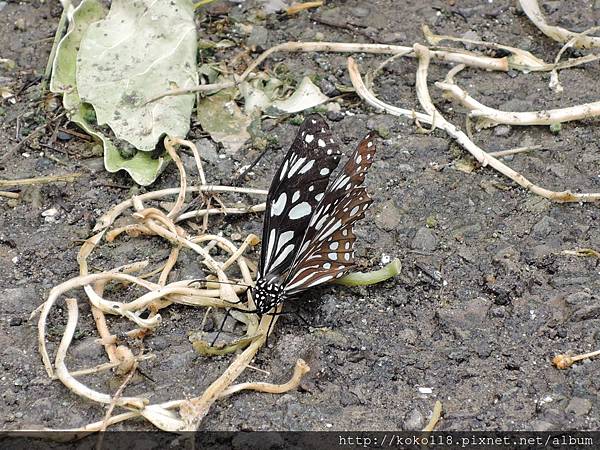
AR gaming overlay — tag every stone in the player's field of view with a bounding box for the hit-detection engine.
[493,125,512,137]
[194,138,219,164]
[530,420,556,431]
[0,287,36,314]
[565,397,592,416]
[349,6,369,18]
[374,199,403,231]
[403,409,424,429]
[436,297,491,338]
[532,215,557,237]
[461,31,480,50]
[247,26,268,50]
[380,31,407,44]
[70,337,105,361]
[411,227,437,251]
[319,78,337,96]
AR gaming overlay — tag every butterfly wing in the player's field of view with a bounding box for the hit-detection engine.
[283,132,377,295]
[259,114,342,281]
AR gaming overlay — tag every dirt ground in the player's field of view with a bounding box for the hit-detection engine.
[1,0,599,432]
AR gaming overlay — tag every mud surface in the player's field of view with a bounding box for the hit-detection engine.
[1,0,599,432]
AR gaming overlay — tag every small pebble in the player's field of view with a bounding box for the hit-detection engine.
[403,409,424,429]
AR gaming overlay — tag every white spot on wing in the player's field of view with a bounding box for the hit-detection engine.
[320,168,330,176]
[318,139,326,147]
[323,262,331,269]
[292,191,300,203]
[307,275,333,287]
[305,134,314,143]
[289,202,312,220]
[264,229,277,267]
[271,193,287,217]
[278,230,294,249]
[329,242,339,250]
[315,193,324,201]
[298,159,315,174]
[271,244,295,269]
[288,157,307,178]
[328,252,337,260]
[279,160,289,181]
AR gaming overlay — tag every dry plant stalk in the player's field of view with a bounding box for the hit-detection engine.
[286,1,323,15]
[148,41,508,103]
[520,0,600,49]
[33,138,310,432]
[422,400,443,432]
[436,80,600,128]
[347,50,600,203]
[0,172,84,188]
[553,350,600,369]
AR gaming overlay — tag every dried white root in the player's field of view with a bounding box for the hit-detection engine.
[520,0,600,49]
[436,80,600,129]
[148,41,509,103]
[33,139,310,433]
[347,50,600,203]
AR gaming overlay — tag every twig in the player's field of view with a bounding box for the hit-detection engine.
[0,172,84,188]
[68,354,154,378]
[422,400,443,432]
[147,41,508,103]
[97,358,140,445]
[0,112,66,164]
[180,310,281,430]
[287,1,323,15]
[549,26,600,93]
[553,350,600,369]
[488,145,544,158]
[94,185,267,231]
[0,191,20,199]
[54,298,146,409]
[163,137,187,220]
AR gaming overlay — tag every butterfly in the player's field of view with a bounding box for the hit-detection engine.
[251,114,377,317]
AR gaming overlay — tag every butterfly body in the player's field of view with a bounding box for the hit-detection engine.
[251,114,376,317]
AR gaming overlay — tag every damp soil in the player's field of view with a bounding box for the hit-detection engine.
[1,0,599,432]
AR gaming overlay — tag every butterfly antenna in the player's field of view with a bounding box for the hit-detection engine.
[293,311,311,328]
[211,308,232,347]
[233,144,272,185]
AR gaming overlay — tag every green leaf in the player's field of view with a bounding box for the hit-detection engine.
[76,0,198,152]
[50,0,195,185]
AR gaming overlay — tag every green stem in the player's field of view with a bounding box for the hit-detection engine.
[335,258,402,287]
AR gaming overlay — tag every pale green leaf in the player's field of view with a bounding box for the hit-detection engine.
[76,0,198,151]
[50,0,170,185]
[196,90,251,155]
[269,76,329,114]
